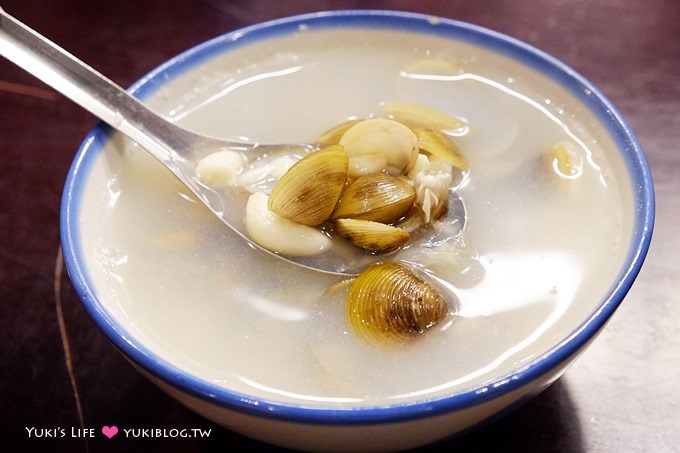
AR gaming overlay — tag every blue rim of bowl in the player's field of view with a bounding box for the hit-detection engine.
[61,10,654,425]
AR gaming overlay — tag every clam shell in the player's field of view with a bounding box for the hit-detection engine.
[543,140,583,180]
[395,206,425,234]
[347,261,449,343]
[331,174,416,224]
[414,128,469,171]
[268,145,348,226]
[335,218,410,253]
[317,118,363,146]
[382,101,467,133]
[339,118,419,177]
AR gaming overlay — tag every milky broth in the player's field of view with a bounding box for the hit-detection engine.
[81,28,633,405]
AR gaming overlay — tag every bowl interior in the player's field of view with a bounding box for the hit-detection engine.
[61,11,653,422]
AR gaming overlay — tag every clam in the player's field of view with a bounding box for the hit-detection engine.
[414,128,469,171]
[268,145,348,226]
[382,101,467,133]
[332,174,416,224]
[339,118,419,177]
[407,153,431,180]
[395,206,426,234]
[335,218,410,253]
[347,261,450,343]
[544,140,583,180]
[317,118,363,146]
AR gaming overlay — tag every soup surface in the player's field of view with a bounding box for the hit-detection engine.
[80,27,632,406]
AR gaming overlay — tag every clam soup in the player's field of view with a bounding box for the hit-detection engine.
[78,26,633,406]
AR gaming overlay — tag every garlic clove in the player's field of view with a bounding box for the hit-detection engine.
[245,192,332,256]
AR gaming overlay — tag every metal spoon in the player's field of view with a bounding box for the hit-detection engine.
[0,8,466,276]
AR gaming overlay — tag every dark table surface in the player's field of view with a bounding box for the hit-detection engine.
[1,1,678,452]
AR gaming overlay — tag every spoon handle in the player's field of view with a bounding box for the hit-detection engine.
[0,8,189,166]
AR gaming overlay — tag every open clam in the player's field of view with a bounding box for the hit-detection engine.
[413,128,469,171]
[339,117,419,178]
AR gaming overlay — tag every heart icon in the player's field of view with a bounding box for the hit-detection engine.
[101,425,119,439]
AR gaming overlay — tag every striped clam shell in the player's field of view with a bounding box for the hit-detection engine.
[347,261,449,343]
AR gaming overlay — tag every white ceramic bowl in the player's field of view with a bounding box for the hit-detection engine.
[61,10,654,452]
